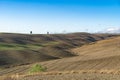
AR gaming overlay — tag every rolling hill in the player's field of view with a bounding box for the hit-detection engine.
[31,36,120,71]
[0,33,116,68]
[0,33,120,80]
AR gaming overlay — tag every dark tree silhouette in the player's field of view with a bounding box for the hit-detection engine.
[30,31,32,34]
[47,32,49,34]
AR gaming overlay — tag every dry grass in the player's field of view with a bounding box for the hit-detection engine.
[0,36,120,75]
[2,69,120,80]
[0,32,112,68]
[0,33,115,70]
[0,33,119,80]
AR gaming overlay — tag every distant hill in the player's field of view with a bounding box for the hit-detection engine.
[0,33,117,68]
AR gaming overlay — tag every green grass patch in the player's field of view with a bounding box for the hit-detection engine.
[0,43,42,51]
[0,41,60,51]
[29,64,47,73]
[0,43,24,50]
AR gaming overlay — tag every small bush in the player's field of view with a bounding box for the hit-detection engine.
[29,64,47,73]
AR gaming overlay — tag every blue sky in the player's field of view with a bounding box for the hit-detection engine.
[0,0,120,34]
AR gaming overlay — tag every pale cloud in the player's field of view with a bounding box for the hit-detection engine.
[104,27,120,33]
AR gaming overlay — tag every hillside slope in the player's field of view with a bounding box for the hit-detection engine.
[41,36,120,71]
[39,36,120,71]
[0,34,119,76]
[0,33,115,68]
